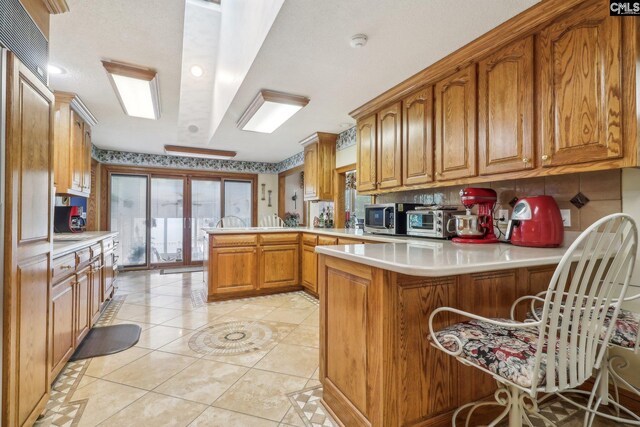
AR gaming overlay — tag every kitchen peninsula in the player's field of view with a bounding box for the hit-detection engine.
[315,241,574,427]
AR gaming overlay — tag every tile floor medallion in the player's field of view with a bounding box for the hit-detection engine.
[188,321,275,355]
[31,271,627,426]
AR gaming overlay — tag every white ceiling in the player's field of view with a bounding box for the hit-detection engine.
[49,0,540,163]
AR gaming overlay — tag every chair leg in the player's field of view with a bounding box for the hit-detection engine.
[452,384,552,427]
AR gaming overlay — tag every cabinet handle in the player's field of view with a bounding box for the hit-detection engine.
[541,155,549,161]
[59,265,73,270]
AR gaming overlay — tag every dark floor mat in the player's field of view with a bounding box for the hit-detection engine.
[70,324,141,361]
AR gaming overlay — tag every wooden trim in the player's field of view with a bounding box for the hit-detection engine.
[164,145,236,158]
[19,0,51,38]
[237,90,310,130]
[349,0,595,119]
[101,60,157,81]
[336,163,356,174]
[299,132,337,147]
[54,91,98,127]
[277,165,306,225]
[43,0,69,13]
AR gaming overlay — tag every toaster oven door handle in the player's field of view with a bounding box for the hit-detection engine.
[383,207,394,229]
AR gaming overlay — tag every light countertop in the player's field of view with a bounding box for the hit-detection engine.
[314,240,578,277]
[53,231,119,257]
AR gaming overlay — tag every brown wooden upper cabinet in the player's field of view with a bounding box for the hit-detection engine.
[478,37,534,175]
[53,92,97,197]
[302,132,337,201]
[356,114,377,192]
[434,64,477,181]
[538,3,623,167]
[377,101,403,189]
[402,87,434,186]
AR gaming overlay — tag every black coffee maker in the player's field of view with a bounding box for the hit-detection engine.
[54,206,85,233]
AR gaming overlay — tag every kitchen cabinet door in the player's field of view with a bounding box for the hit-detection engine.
[377,102,402,189]
[538,3,623,167]
[211,246,258,293]
[317,135,335,200]
[259,244,299,289]
[356,114,377,192]
[51,276,75,379]
[403,87,434,186]
[75,267,91,346]
[435,65,477,181]
[90,261,102,325]
[70,111,84,193]
[82,126,92,195]
[303,143,319,200]
[4,53,54,427]
[301,244,317,293]
[478,36,534,175]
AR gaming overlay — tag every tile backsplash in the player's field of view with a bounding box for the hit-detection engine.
[376,169,622,231]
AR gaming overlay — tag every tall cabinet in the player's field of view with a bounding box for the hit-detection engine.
[302,132,337,201]
[53,92,97,196]
[3,52,55,427]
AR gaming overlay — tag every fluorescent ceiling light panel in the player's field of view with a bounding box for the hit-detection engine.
[102,60,161,120]
[237,90,309,133]
[164,145,237,160]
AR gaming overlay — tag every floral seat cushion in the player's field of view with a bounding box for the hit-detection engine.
[432,319,563,389]
[530,307,639,349]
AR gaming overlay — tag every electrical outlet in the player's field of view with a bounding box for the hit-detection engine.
[498,209,509,225]
[560,209,571,227]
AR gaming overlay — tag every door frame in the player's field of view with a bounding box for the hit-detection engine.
[101,164,258,271]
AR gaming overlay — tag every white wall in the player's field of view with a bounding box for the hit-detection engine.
[257,173,278,220]
[336,145,356,169]
[616,168,640,387]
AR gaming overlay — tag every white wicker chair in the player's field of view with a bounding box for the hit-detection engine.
[215,216,247,228]
[513,281,640,425]
[259,215,285,228]
[429,213,638,427]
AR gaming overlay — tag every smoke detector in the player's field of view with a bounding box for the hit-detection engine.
[350,34,368,48]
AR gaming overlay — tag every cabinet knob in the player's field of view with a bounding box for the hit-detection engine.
[541,155,549,161]
[522,157,530,163]
[436,172,442,176]
[60,265,73,270]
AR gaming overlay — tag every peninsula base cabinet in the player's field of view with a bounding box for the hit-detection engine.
[318,255,556,427]
[205,233,302,301]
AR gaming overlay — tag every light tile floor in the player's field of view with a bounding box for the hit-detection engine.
[36,271,322,426]
[34,271,633,427]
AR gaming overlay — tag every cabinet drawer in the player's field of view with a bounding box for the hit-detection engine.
[52,253,77,283]
[318,236,338,246]
[102,237,115,252]
[90,243,102,259]
[302,234,318,246]
[76,247,91,266]
[338,238,365,245]
[260,233,299,245]
[211,234,258,247]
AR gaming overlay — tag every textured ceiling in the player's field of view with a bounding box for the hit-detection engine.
[49,0,540,163]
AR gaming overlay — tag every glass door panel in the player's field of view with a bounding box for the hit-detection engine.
[110,175,148,266]
[224,180,252,227]
[190,179,221,262]
[150,178,184,264]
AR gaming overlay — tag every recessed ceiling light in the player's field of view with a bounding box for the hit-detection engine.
[48,64,66,75]
[190,65,204,78]
[102,60,161,120]
[164,145,236,160]
[237,90,309,134]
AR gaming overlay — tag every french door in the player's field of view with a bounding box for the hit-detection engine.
[108,169,255,270]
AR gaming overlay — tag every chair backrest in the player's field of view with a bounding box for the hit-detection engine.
[215,216,247,228]
[259,215,285,228]
[532,213,637,393]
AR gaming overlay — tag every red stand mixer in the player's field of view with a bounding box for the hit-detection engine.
[449,188,499,244]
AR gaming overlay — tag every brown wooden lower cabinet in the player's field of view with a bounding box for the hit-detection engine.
[318,254,556,427]
[301,243,318,293]
[210,246,259,294]
[259,244,299,288]
[51,276,75,379]
[75,267,91,346]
